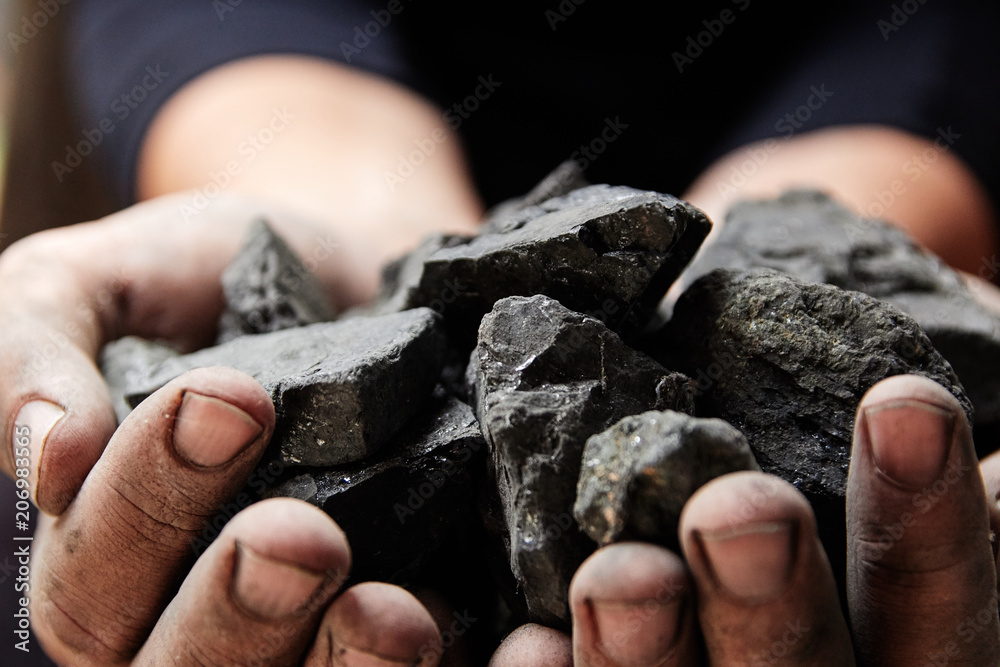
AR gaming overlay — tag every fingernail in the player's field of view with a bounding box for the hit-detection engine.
[864,399,954,488]
[328,645,432,666]
[13,400,66,505]
[696,520,797,602]
[232,542,328,619]
[172,392,262,468]
[590,596,683,663]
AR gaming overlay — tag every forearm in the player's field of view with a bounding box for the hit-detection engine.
[137,54,484,305]
[683,125,998,276]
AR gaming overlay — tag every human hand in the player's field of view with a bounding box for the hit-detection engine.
[0,192,371,515]
[490,374,1000,665]
[1,194,445,665]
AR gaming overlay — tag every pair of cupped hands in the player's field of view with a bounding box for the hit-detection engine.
[2,193,999,666]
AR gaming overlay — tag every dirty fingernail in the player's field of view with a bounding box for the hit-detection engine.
[172,392,262,468]
[865,399,954,488]
[697,520,798,602]
[14,400,66,506]
[590,596,683,663]
[232,542,327,619]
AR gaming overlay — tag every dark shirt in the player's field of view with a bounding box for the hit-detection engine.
[64,0,1000,211]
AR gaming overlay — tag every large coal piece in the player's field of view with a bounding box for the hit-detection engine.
[469,294,695,628]
[676,189,1000,437]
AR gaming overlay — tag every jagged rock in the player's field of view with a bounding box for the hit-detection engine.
[658,268,971,497]
[216,219,335,343]
[469,295,695,628]
[481,160,590,234]
[263,395,485,583]
[118,309,447,466]
[674,189,1000,428]
[100,336,179,423]
[574,410,759,550]
[368,185,712,341]
[652,269,972,582]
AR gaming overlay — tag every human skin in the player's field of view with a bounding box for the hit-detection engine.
[2,55,999,664]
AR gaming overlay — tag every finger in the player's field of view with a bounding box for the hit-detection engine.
[135,498,350,667]
[31,367,274,665]
[569,543,699,666]
[680,472,854,665]
[0,193,344,514]
[488,624,572,667]
[979,449,1000,569]
[304,582,442,666]
[848,375,1000,665]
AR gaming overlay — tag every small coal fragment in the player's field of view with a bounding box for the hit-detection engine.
[675,189,1000,430]
[216,218,334,343]
[481,160,590,235]
[470,294,695,628]
[369,185,712,341]
[263,395,485,583]
[119,309,446,466]
[100,336,179,423]
[574,410,759,549]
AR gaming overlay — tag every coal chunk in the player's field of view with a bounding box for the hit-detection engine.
[369,185,712,340]
[217,219,335,343]
[481,160,590,235]
[263,395,485,583]
[469,294,695,627]
[100,336,179,423]
[676,190,1000,429]
[574,410,759,550]
[652,269,972,587]
[119,309,446,466]
[657,268,971,499]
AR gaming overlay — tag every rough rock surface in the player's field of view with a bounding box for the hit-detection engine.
[100,336,180,423]
[368,185,712,341]
[675,190,1000,427]
[264,395,485,583]
[481,160,590,235]
[119,309,446,466]
[651,268,972,580]
[574,410,759,549]
[469,295,695,627]
[217,219,335,343]
[657,268,971,499]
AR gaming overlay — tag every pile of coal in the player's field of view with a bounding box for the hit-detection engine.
[101,172,982,631]
[468,294,695,626]
[674,189,1000,437]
